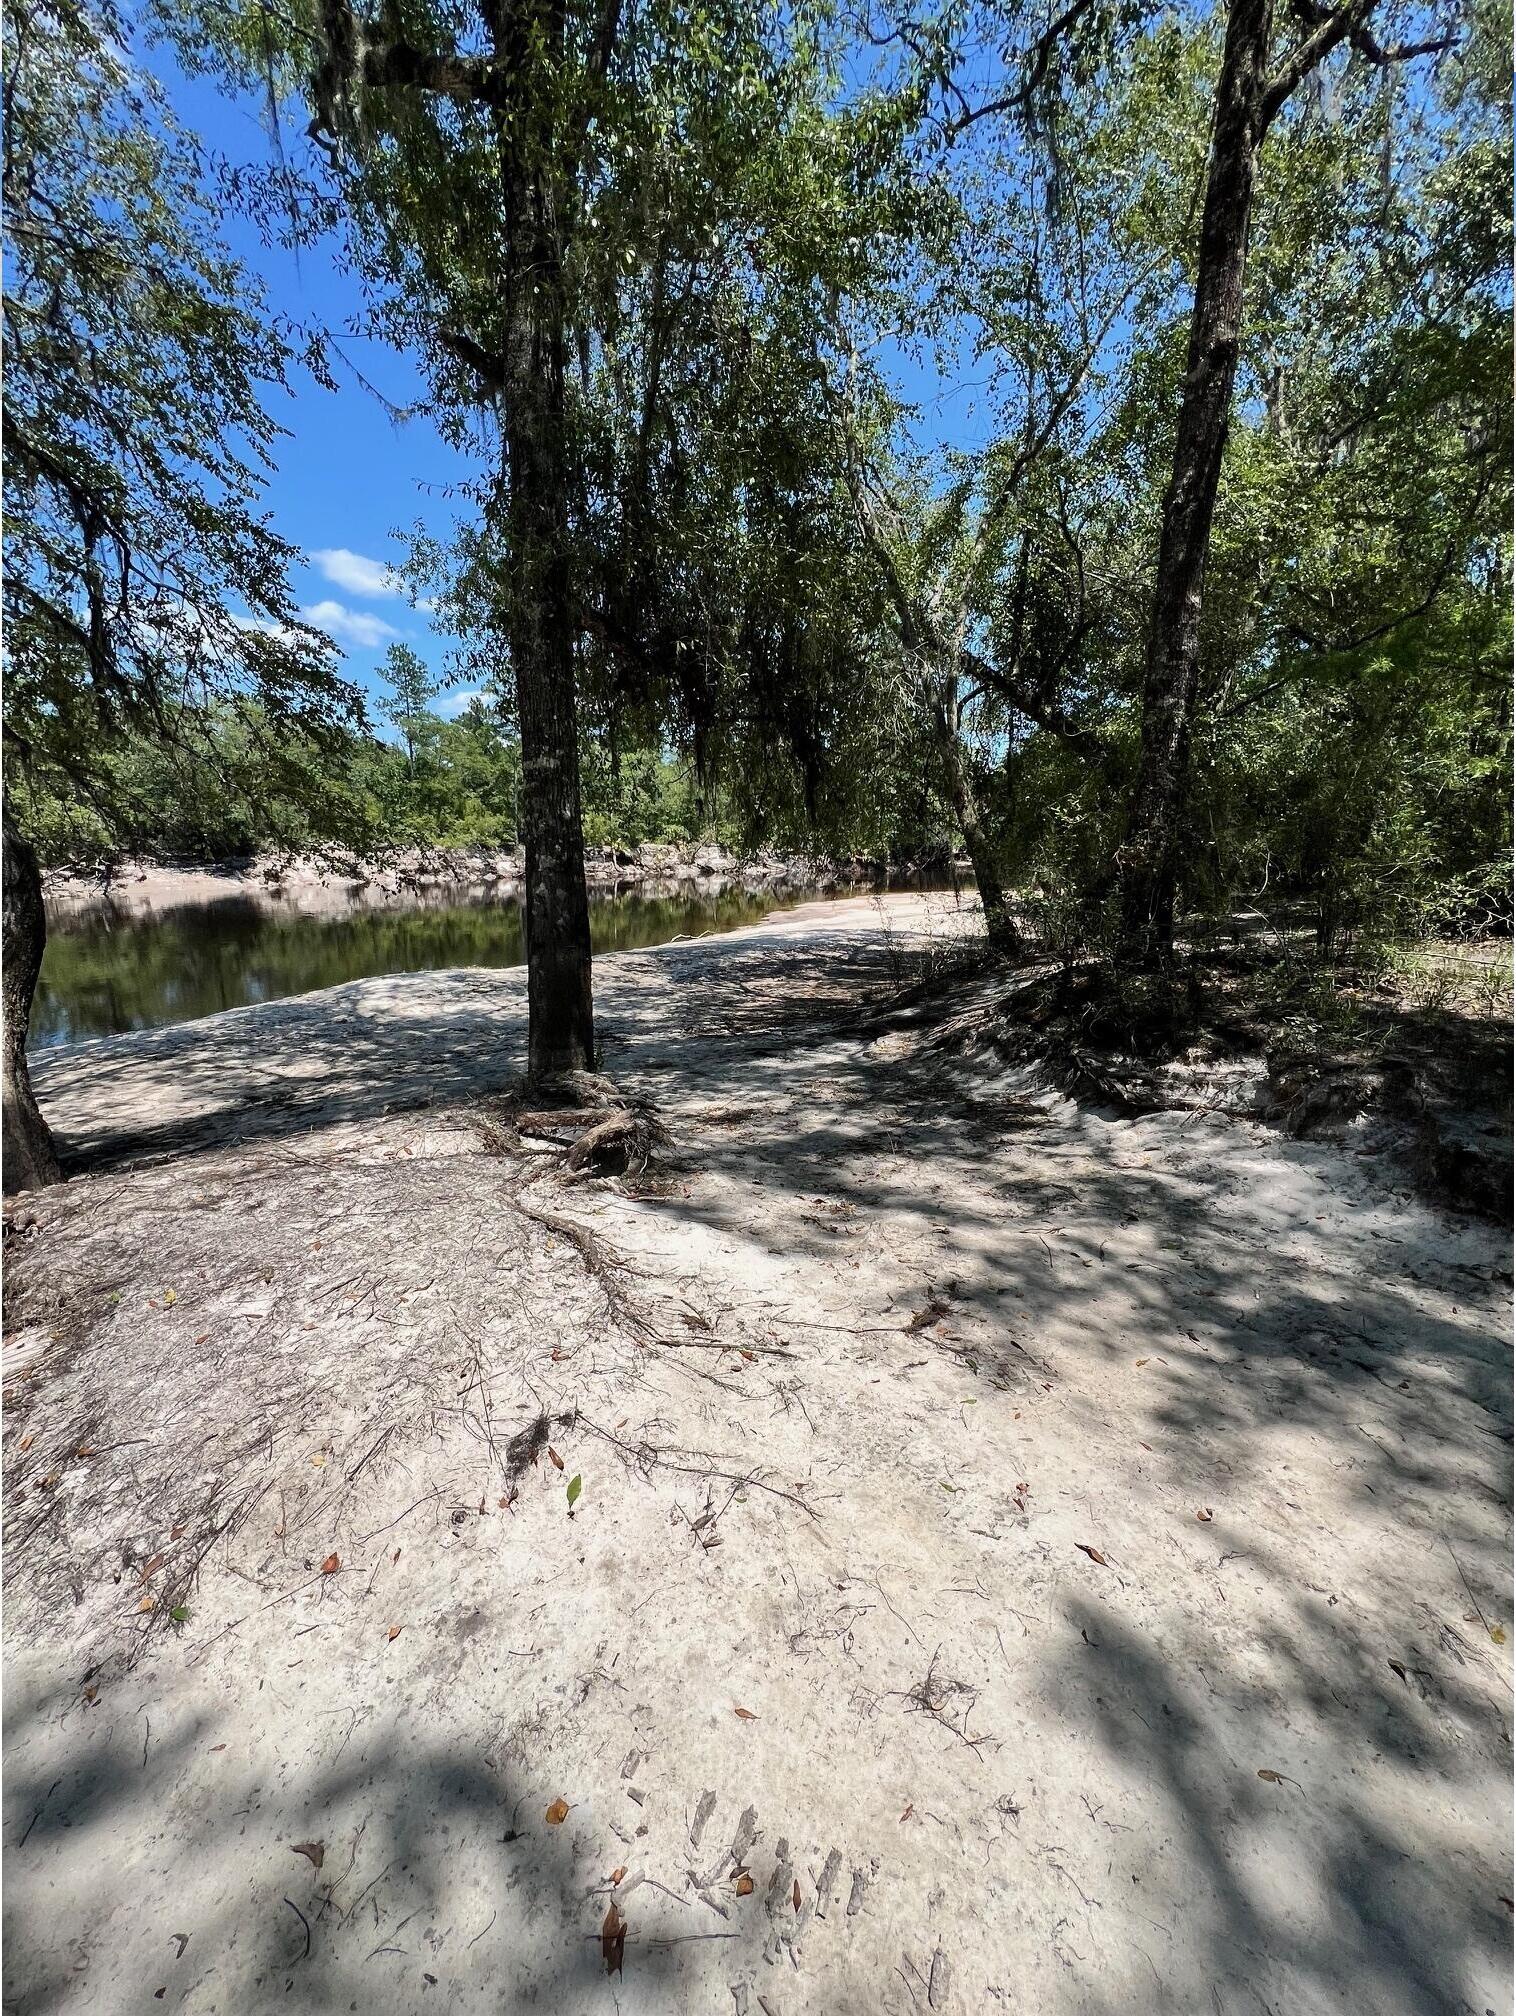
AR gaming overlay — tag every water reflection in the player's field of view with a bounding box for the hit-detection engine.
[33,881,917,1047]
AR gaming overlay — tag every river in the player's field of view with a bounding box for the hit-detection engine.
[33,878,966,1048]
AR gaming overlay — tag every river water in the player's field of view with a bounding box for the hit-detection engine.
[33,878,963,1048]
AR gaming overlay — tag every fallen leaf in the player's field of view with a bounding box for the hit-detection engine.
[76,1444,94,1457]
[194,1333,210,1347]
[82,1685,98,1704]
[291,1841,325,1869]
[734,1873,754,1896]
[392,1549,401,1563]
[209,1744,226,1752]
[1196,1508,1213,1523]
[388,1625,402,1642]
[1491,1625,1507,1645]
[1135,1357,1149,1367]
[18,1434,33,1452]
[907,1298,951,1332]
[545,1798,570,1825]
[321,1554,340,1575]
[170,1932,190,1958]
[139,1553,166,1583]
[1388,1660,1407,1684]
[601,1900,626,1976]
[610,1865,627,1886]
[732,1706,757,1721]
[169,1605,188,1623]
[899,1804,914,1823]
[550,1346,563,1361]
[566,1474,583,1510]
[162,1289,177,1307]
[548,1447,565,1471]
[137,1596,155,1612]
[170,1524,185,1539]
[1075,1544,1108,1566]
[310,1453,327,1468]
[1256,1769,1301,1788]
[792,1878,802,1912]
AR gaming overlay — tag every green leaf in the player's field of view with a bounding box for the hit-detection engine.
[566,1474,583,1510]
[169,1605,188,1623]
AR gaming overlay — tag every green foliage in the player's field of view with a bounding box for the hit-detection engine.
[18,0,1507,967]
[1,0,367,865]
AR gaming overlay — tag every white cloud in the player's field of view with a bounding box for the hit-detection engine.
[313,548,406,599]
[300,599,403,651]
[435,688,488,720]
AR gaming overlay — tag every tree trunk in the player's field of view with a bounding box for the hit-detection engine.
[3,821,61,1193]
[498,3,595,1080]
[1119,0,1275,964]
[938,679,1018,955]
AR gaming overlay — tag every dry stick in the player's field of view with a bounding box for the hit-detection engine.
[1445,1539,1499,1645]
[346,1424,397,1485]
[284,1897,313,1961]
[578,1417,820,1521]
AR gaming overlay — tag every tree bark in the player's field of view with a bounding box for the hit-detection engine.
[3,820,62,1192]
[937,678,1018,955]
[1119,0,1275,963]
[497,0,595,1080]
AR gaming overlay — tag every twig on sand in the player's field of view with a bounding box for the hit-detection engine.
[284,1897,312,1961]
[578,1416,819,1520]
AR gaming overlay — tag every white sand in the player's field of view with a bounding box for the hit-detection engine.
[4,893,1510,2015]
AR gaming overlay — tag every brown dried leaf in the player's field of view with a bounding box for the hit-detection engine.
[732,1706,757,1721]
[170,1524,185,1539]
[18,1434,34,1452]
[1388,1660,1407,1684]
[544,1798,570,1825]
[137,1596,155,1612]
[734,1873,754,1896]
[899,1804,914,1823]
[1075,1544,1108,1566]
[321,1554,340,1575]
[139,1553,166,1583]
[610,1865,627,1886]
[792,1878,802,1912]
[291,1841,325,1869]
[387,1625,402,1642]
[548,1447,566,1471]
[82,1685,98,1704]
[1135,1358,1150,1367]
[1196,1508,1213,1523]
[601,1900,626,1976]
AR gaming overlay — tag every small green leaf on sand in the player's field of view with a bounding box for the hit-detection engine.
[566,1474,582,1509]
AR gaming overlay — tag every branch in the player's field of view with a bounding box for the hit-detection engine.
[1263,0,1455,127]
[942,0,1099,136]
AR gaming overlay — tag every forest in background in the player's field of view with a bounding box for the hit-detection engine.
[3,0,1510,1177]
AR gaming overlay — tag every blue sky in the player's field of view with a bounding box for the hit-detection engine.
[160,57,485,725]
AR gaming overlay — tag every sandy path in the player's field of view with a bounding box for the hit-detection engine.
[4,893,1510,2016]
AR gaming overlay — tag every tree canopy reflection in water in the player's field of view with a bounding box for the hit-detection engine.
[33,883,843,1047]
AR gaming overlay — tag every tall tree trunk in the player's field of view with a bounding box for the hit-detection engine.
[499,4,595,1080]
[3,821,61,1193]
[938,678,1018,955]
[1119,0,1275,964]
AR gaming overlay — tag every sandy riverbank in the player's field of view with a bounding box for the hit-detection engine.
[4,892,1510,2015]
